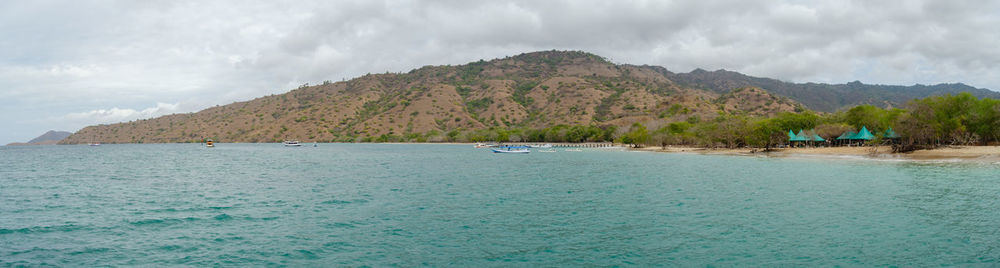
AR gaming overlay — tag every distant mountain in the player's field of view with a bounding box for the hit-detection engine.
[6,130,72,146]
[59,50,998,144]
[665,69,1000,112]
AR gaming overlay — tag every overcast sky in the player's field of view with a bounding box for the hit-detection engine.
[2,0,999,144]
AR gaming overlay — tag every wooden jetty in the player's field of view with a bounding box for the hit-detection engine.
[499,142,620,148]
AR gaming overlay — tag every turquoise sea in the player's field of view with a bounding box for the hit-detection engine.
[2,144,999,266]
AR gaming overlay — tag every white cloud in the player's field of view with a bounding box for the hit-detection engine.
[0,64,107,79]
[47,64,106,78]
[63,102,180,125]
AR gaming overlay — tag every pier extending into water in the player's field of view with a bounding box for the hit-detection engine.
[499,142,620,148]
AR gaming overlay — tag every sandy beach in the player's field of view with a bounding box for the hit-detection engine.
[636,145,1000,162]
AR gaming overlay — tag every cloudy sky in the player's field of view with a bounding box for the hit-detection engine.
[2,0,999,144]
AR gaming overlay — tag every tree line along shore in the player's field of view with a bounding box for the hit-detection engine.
[402,93,1000,153]
[62,92,999,155]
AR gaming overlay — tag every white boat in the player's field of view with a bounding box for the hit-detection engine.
[89,143,101,146]
[492,146,530,154]
[565,148,583,152]
[528,143,553,148]
[283,141,302,147]
[538,149,557,153]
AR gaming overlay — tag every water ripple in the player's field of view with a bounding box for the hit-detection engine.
[1,144,999,266]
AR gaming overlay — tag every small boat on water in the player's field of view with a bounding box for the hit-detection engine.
[89,143,101,146]
[538,149,557,153]
[492,146,530,154]
[565,148,583,152]
[528,143,553,148]
[283,141,302,147]
[205,139,215,148]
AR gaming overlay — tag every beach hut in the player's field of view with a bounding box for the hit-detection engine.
[839,126,875,146]
[805,129,826,147]
[812,133,826,146]
[883,127,900,138]
[789,129,825,147]
[836,130,857,146]
[789,129,810,147]
[853,126,875,141]
[834,126,874,146]
[785,130,796,147]
[882,127,900,144]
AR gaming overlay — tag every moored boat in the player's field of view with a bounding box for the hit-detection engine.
[492,145,530,154]
[283,141,302,147]
[205,139,215,148]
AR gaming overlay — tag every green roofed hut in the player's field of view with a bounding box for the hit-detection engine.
[853,126,875,140]
[883,127,900,138]
[786,130,797,147]
[837,126,875,146]
[812,134,825,142]
[836,130,857,146]
[789,129,826,147]
[788,129,801,146]
[810,130,827,146]
[883,127,901,144]
[792,129,808,141]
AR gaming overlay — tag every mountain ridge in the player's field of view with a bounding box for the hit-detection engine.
[666,68,999,112]
[6,130,72,146]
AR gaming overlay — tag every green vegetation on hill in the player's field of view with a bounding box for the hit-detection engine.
[369,124,618,144]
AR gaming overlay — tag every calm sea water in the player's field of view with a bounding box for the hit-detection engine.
[2,144,999,266]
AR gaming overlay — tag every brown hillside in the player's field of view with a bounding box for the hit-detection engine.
[716,87,799,115]
[61,51,802,144]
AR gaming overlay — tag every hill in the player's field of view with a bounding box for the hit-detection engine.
[61,51,802,144]
[59,50,996,144]
[6,130,72,146]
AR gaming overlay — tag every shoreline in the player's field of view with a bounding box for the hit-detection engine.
[14,142,1000,163]
[633,145,1000,163]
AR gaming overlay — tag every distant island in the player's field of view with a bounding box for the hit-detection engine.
[60,50,1000,152]
[6,130,73,146]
